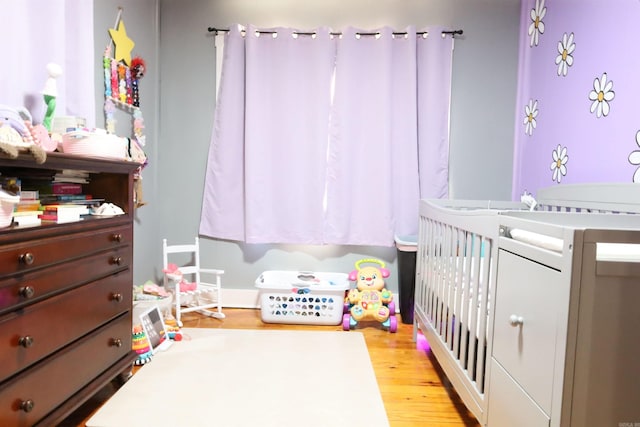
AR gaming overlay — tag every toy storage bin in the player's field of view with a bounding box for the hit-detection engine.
[0,189,20,228]
[133,296,173,323]
[255,271,349,325]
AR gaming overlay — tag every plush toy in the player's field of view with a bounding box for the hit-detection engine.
[0,105,47,163]
[343,258,397,333]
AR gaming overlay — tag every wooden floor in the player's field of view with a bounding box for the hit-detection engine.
[59,308,480,427]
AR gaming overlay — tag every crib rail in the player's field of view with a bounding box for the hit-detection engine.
[535,182,640,214]
[414,200,506,425]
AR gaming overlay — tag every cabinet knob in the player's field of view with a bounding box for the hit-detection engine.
[18,286,35,299]
[509,314,524,327]
[111,292,124,302]
[112,233,123,242]
[19,399,35,413]
[19,252,35,265]
[110,338,123,348]
[111,256,123,265]
[18,336,34,348]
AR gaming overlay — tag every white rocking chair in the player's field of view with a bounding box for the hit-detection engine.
[162,237,225,327]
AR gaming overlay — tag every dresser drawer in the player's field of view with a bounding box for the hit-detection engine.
[492,250,563,414]
[0,313,131,427]
[0,269,132,383]
[0,225,131,277]
[0,246,131,314]
[487,359,549,427]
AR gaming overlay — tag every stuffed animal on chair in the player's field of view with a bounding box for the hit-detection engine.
[343,258,397,333]
[162,263,197,292]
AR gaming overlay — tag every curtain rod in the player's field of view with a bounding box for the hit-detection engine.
[207,27,463,37]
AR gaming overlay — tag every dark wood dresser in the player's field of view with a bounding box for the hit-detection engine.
[0,152,139,426]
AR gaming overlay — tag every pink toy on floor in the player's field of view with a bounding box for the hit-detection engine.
[143,282,170,298]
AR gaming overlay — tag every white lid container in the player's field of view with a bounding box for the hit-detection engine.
[255,270,349,291]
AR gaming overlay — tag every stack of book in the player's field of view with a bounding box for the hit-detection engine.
[53,170,90,185]
[12,189,41,227]
[12,210,41,227]
[38,204,89,224]
[47,182,84,195]
[19,169,90,197]
[39,193,96,204]
[6,169,100,226]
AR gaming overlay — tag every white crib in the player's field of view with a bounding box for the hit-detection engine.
[413,183,640,427]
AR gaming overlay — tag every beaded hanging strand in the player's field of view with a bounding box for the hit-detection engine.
[103,49,112,98]
[130,57,146,108]
[125,67,133,105]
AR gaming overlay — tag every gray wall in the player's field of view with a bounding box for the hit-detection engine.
[93,0,161,288]
[95,0,520,298]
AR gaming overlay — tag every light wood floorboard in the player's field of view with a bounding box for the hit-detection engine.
[60,308,480,427]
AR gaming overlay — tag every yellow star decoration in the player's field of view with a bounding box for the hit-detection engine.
[109,20,135,66]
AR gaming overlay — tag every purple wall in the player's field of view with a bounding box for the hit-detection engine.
[512,0,640,199]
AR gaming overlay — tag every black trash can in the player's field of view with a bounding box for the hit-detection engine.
[394,235,417,324]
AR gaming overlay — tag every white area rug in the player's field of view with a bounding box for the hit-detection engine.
[87,328,389,427]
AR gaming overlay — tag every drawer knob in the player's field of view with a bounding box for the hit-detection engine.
[111,292,124,302]
[112,233,123,242]
[19,399,35,413]
[110,338,123,347]
[111,256,123,265]
[18,336,34,348]
[18,286,35,299]
[19,252,35,265]
[509,314,524,327]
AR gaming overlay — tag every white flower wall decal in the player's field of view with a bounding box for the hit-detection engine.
[523,99,539,136]
[629,131,640,183]
[588,73,615,118]
[555,32,575,76]
[550,144,568,183]
[528,0,547,47]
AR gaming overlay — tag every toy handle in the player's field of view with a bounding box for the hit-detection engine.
[353,258,390,278]
[354,258,386,270]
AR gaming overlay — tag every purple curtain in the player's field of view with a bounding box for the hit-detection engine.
[324,27,419,245]
[417,29,454,201]
[0,0,95,126]
[200,26,335,243]
[200,25,453,246]
[200,26,247,241]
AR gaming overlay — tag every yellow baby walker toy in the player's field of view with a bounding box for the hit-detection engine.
[343,258,397,333]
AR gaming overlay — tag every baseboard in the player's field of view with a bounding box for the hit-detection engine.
[221,288,261,308]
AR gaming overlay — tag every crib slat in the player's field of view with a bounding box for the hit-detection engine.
[450,229,464,359]
[413,200,503,425]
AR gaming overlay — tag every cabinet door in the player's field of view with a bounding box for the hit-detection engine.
[487,360,550,427]
[492,250,564,415]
